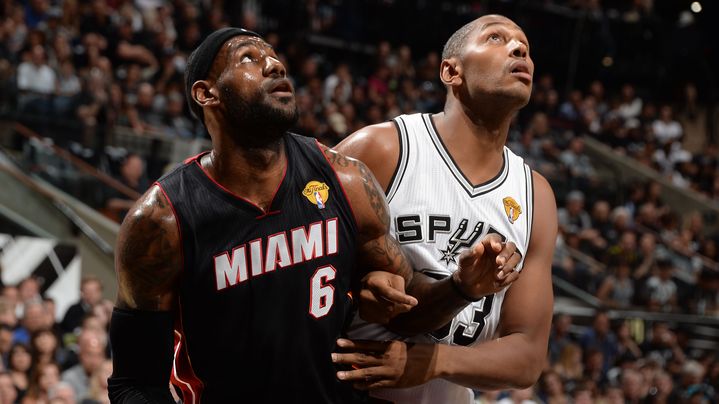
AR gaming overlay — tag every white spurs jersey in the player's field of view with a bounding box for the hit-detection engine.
[349,113,535,404]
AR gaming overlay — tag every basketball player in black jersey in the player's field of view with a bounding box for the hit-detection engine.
[106,28,425,403]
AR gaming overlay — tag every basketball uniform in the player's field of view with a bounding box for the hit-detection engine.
[157,133,365,403]
[349,113,535,404]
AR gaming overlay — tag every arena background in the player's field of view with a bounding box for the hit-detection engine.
[0,0,717,402]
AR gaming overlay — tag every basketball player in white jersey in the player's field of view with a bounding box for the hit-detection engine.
[332,14,557,404]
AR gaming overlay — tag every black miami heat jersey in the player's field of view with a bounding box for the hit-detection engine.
[156,133,363,403]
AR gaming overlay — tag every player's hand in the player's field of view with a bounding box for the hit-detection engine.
[333,338,436,389]
[454,234,522,300]
[358,271,418,324]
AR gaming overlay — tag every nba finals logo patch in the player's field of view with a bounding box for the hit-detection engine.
[303,181,330,209]
[503,196,521,224]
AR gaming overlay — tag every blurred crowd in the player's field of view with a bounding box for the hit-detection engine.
[476,310,718,403]
[0,0,717,403]
[0,275,112,404]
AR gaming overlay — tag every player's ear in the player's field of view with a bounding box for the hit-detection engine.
[440,58,462,87]
[192,80,220,109]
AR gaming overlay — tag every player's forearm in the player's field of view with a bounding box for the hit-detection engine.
[435,333,545,390]
[386,273,467,336]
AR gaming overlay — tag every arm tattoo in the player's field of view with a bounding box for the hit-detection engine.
[363,234,413,280]
[117,188,180,310]
[320,144,411,281]
[321,145,390,225]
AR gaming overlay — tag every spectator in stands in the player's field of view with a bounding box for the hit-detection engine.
[558,190,592,236]
[537,369,570,404]
[61,276,103,336]
[641,322,685,366]
[596,261,635,308]
[80,358,111,404]
[161,91,196,138]
[53,60,81,116]
[24,361,60,403]
[16,44,56,114]
[61,330,106,400]
[553,343,584,390]
[13,301,47,345]
[548,313,576,363]
[614,321,642,364]
[560,136,597,190]
[30,329,68,370]
[618,84,642,129]
[0,371,17,404]
[677,83,709,155]
[620,368,647,404]
[579,310,618,374]
[8,343,31,402]
[47,380,75,404]
[606,230,640,268]
[125,82,163,134]
[646,370,680,403]
[652,105,683,146]
[645,259,678,312]
[0,324,12,368]
[102,153,148,221]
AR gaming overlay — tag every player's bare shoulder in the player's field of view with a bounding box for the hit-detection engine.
[115,184,182,311]
[335,122,400,191]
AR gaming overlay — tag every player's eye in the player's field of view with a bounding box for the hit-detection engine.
[240,55,256,64]
[488,33,503,42]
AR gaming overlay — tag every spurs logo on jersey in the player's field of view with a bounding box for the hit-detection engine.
[395,215,506,265]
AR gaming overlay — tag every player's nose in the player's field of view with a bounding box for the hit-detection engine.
[264,56,286,78]
[509,39,527,59]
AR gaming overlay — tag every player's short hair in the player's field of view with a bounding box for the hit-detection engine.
[442,19,481,61]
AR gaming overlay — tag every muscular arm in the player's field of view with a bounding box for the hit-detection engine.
[433,172,556,389]
[335,125,478,334]
[319,142,412,283]
[108,185,181,403]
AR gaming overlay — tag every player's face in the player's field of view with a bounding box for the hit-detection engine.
[460,16,533,106]
[217,36,298,134]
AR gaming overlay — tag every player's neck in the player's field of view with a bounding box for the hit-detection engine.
[203,136,287,210]
[441,99,513,151]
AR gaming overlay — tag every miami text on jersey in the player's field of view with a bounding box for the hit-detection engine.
[213,218,339,291]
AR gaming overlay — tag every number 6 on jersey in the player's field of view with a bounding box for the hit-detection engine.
[309,265,336,318]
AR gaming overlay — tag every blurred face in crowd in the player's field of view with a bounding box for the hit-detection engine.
[39,363,60,392]
[18,277,39,302]
[81,279,103,307]
[0,328,12,354]
[79,333,106,374]
[120,155,144,186]
[447,15,533,109]
[0,373,16,403]
[207,35,298,138]
[9,345,31,372]
[22,302,46,333]
[33,330,58,355]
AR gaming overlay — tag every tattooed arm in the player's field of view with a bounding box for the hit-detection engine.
[319,143,417,323]
[108,185,181,403]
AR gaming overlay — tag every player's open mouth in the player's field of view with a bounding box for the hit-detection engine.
[269,80,294,97]
[509,61,532,84]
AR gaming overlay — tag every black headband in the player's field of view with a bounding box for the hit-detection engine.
[184,27,261,124]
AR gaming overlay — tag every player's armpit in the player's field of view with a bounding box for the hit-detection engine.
[432,171,557,390]
[115,185,182,311]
